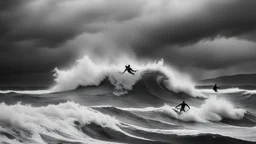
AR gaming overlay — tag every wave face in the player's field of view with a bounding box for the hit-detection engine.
[0,56,200,97]
[51,55,200,97]
[0,56,256,144]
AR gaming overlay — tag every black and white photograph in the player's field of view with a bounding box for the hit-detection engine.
[0,0,256,143]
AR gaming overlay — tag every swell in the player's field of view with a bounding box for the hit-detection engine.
[198,87,256,110]
[119,125,256,144]
[0,72,253,126]
[220,112,256,127]
[0,56,199,97]
[0,71,199,108]
[92,106,181,130]
[0,101,255,144]
[81,122,256,144]
[95,94,256,125]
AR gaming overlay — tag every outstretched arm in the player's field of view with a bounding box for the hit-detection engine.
[186,104,190,109]
[130,68,137,72]
[122,69,127,74]
[176,104,181,108]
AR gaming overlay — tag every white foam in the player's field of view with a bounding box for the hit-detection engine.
[121,123,201,136]
[0,55,202,97]
[198,87,246,94]
[178,96,246,122]
[0,90,52,95]
[0,101,146,143]
[198,96,246,121]
[117,97,246,123]
[198,87,256,94]
[245,89,256,94]
[51,55,202,97]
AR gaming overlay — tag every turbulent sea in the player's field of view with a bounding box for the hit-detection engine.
[0,56,256,144]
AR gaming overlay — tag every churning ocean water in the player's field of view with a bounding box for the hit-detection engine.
[0,56,255,144]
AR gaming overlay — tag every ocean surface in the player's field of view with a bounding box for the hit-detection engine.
[0,56,256,144]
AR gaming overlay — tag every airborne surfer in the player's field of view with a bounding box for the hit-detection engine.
[175,101,190,113]
[122,65,137,75]
[213,84,219,92]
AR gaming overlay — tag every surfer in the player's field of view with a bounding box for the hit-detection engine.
[122,65,137,75]
[213,84,219,92]
[175,101,190,113]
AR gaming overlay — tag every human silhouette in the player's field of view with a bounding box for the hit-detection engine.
[122,65,137,75]
[213,84,219,92]
[175,101,190,113]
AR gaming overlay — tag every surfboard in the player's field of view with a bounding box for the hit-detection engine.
[173,107,190,115]
[172,108,181,114]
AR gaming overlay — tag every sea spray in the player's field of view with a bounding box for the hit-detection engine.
[112,96,246,123]
[0,55,201,97]
[52,55,200,97]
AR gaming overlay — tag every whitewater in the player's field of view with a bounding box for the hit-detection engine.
[0,55,256,144]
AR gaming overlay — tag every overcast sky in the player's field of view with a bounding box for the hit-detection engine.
[1,0,256,85]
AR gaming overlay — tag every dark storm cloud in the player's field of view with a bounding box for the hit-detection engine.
[0,0,28,12]
[1,0,256,81]
[0,0,142,48]
[111,0,256,57]
[104,0,256,77]
[166,38,256,69]
[0,47,75,74]
[153,38,256,79]
[0,0,143,76]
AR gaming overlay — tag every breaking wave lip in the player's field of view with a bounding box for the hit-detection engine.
[51,55,201,97]
[0,55,203,97]
[93,96,247,123]
[0,90,53,95]
[0,101,218,144]
[0,101,154,144]
[0,101,241,144]
[197,87,256,95]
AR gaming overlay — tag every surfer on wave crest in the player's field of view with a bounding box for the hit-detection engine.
[122,65,138,75]
[213,84,219,92]
[175,101,190,113]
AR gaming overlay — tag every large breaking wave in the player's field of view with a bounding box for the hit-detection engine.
[0,55,202,97]
[0,101,151,144]
[52,56,199,96]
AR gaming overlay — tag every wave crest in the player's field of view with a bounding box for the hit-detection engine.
[0,101,126,143]
[112,96,246,123]
[51,55,200,97]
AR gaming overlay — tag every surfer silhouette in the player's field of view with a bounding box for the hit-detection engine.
[213,84,219,92]
[175,101,190,113]
[122,65,137,75]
